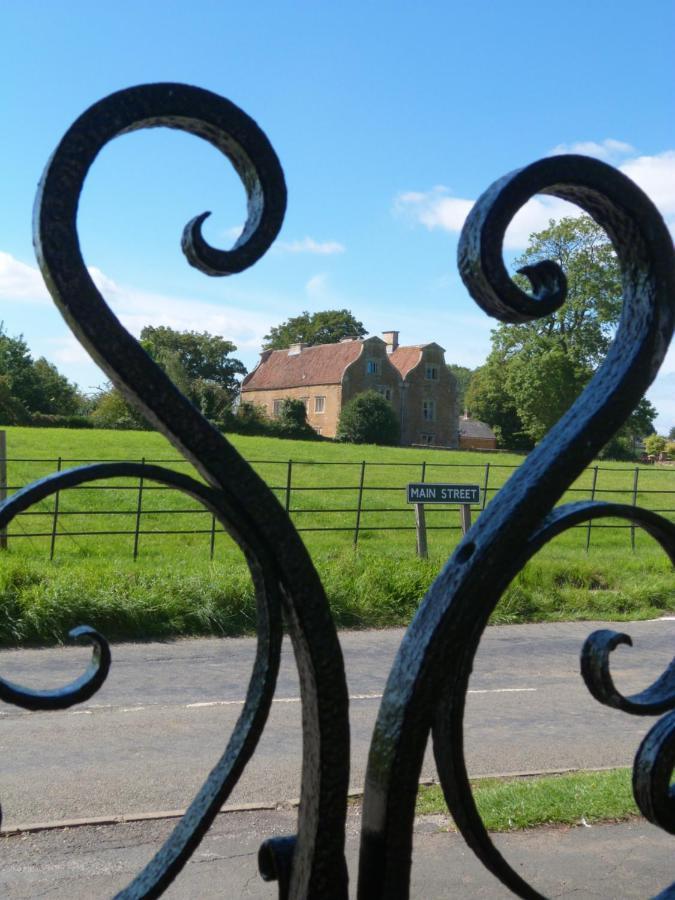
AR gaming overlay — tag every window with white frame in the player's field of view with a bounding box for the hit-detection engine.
[272,399,283,417]
[366,359,380,375]
[300,396,309,409]
[314,395,326,413]
[425,364,439,380]
[422,399,436,421]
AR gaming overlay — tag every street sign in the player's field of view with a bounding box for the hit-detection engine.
[407,483,480,505]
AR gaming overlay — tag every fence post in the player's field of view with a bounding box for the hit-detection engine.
[630,466,640,552]
[0,430,6,550]
[586,465,599,552]
[285,459,293,513]
[209,515,216,560]
[133,457,145,561]
[49,456,62,561]
[481,463,490,511]
[353,460,366,548]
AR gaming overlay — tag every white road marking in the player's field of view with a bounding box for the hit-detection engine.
[0,686,537,718]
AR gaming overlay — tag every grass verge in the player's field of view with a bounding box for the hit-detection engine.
[416,768,637,831]
[0,546,671,645]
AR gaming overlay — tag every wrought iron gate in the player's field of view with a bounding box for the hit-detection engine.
[0,84,673,898]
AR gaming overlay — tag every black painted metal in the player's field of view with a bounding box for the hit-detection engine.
[0,83,672,897]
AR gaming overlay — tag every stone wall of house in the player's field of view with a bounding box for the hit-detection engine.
[401,345,457,447]
[241,383,343,437]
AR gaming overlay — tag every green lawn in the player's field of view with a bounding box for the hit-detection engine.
[0,426,671,644]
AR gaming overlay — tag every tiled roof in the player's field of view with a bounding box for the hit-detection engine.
[241,340,364,391]
[389,346,421,378]
[459,418,496,439]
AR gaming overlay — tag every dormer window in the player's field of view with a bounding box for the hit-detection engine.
[425,364,439,380]
[367,359,380,375]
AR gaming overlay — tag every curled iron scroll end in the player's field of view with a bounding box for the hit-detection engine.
[581,628,633,709]
[0,624,110,711]
[181,210,270,276]
[633,710,675,835]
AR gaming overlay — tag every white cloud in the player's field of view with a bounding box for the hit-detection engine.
[305,273,328,298]
[278,237,345,255]
[619,151,675,238]
[548,139,636,163]
[0,252,50,302]
[394,145,675,247]
[394,187,578,249]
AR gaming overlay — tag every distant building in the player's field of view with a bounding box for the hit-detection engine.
[240,331,458,446]
[458,413,497,450]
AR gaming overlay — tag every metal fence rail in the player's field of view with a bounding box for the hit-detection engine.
[1,455,673,558]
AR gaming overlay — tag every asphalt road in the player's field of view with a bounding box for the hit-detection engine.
[0,619,672,829]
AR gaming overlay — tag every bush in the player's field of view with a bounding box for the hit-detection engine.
[220,401,321,441]
[598,435,637,461]
[29,413,94,429]
[336,390,400,445]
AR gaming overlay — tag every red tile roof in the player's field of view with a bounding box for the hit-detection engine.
[389,346,421,378]
[241,340,364,391]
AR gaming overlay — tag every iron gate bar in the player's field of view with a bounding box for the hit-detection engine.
[0,83,672,898]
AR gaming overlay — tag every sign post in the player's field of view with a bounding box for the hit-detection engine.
[407,483,481,558]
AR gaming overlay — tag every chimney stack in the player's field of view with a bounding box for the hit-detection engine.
[382,330,399,354]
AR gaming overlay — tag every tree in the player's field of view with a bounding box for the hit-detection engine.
[644,434,667,456]
[31,358,84,415]
[470,216,652,449]
[669,426,675,441]
[89,385,149,430]
[263,310,367,350]
[0,324,82,418]
[447,364,474,415]
[336,390,400,445]
[140,326,246,418]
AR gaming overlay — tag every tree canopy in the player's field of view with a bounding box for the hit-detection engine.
[0,325,82,423]
[262,309,367,350]
[140,325,246,419]
[466,216,656,452]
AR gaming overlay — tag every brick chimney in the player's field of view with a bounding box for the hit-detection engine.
[288,342,306,356]
[382,331,399,354]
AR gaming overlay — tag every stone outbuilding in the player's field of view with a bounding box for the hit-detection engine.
[240,331,458,446]
[458,413,498,450]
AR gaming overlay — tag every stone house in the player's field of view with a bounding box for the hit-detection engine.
[240,331,458,446]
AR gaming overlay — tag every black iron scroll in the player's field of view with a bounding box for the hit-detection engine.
[358,156,675,898]
[1,83,673,897]
[28,84,351,899]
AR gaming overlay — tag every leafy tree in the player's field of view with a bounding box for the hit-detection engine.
[140,326,246,415]
[470,216,654,449]
[669,426,675,441]
[447,364,474,415]
[644,434,667,456]
[336,390,400,445]
[263,310,367,350]
[465,362,532,452]
[0,324,81,417]
[31,358,84,415]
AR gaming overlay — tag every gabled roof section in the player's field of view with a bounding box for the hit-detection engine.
[389,346,422,379]
[241,340,364,391]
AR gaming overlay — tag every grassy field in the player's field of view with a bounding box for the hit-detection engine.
[0,426,672,644]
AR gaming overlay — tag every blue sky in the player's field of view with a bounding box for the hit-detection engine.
[2,1,674,430]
